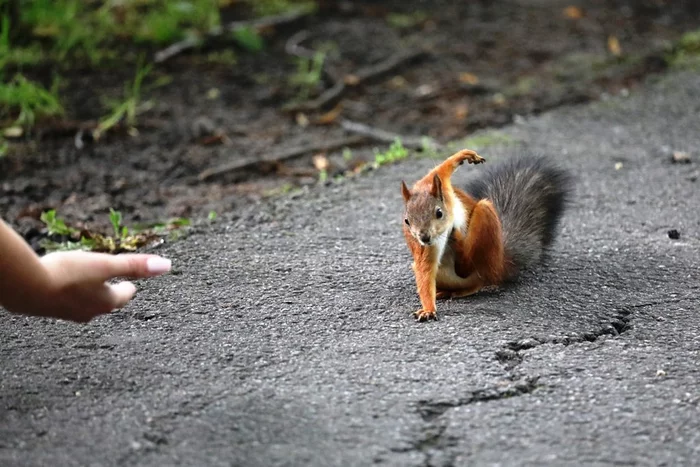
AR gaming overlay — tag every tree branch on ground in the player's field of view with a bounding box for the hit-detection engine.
[339,119,440,150]
[284,49,429,112]
[197,135,367,181]
[154,7,314,63]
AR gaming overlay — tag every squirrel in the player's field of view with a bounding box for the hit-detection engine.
[401,149,572,321]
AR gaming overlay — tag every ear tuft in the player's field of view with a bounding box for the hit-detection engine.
[401,181,411,202]
[430,174,443,201]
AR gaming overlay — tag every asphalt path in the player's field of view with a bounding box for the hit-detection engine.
[2,70,700,467]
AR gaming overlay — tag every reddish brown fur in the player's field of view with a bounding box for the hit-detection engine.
[451,199,506,284]
[401,149,500,321]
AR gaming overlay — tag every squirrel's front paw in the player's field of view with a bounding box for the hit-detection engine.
[453,149,485,166]
[414,308,438,321]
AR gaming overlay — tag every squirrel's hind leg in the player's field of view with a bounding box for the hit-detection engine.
[435,271,485,300]
[452,199,506,285]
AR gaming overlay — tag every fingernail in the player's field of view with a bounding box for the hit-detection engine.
[147,257,172,275]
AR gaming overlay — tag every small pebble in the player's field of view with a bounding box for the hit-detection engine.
[191,116,216,138]
[667,229,680,240]
[671,151,691,164]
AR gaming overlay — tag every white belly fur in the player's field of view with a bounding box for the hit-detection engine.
[452,196,467,232]
[435,197,468,266]
[434,231,449,265]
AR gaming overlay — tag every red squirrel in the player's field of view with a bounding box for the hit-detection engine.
[401,149,572,321]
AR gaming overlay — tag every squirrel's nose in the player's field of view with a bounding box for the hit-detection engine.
[420,234,431,244]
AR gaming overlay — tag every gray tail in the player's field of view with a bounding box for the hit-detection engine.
[463,154,573,276]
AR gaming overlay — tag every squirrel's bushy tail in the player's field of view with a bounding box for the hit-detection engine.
[463,155,573,277]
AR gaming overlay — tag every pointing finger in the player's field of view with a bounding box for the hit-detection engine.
[105,255,172,280]
[42,251,172,283]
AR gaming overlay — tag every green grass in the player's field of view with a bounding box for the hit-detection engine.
[14,0,223,64]
[0,73,63,128]
[4,0,312,67]
[39,208,192,253]
[386,11,428,29]
[373,138,409,167]
[249,0,317,16]
[0,0,319,132]
[667,29,700,69]
[40,209,77,236]
[95,59,152,139]
[231,26,264,52]
[1,14,44,67]
[288,50,326,101]
[447,130,516,152]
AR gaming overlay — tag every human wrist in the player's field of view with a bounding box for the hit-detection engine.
[0,220,55,317]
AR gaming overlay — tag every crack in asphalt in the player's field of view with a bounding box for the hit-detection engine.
[414,377,541,423]
[385,298,644,464]
[390,423,460,467]
[387,378,540,466]
[495,306,633,371]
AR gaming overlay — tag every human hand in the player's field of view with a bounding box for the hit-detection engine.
[31,251,171,323]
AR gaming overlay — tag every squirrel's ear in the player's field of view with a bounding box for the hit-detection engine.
[431,174,443,201]
[401,181,411,202]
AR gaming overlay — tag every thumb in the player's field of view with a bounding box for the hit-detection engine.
[107,281,138,310]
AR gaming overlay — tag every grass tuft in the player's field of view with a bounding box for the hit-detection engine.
[0,74,63,128]
[95,58,152,139]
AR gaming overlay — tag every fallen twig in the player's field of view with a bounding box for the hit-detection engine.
[346,49,427,85]
[33,118,164,143]
[197,135,367,181]
[154,37,201,64]
[155,7,314,63]
[225,8,312,33]
[285,30,315,59]
[284,81,346,113]
[339,119,440,150]
[285,49,429,112]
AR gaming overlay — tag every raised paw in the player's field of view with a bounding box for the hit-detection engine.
[452,149,485,166]
[413,308,438,321]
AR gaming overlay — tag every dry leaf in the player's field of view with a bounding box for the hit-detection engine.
[344,74,360,86]
[316,103,343,125]
[388,76,407,89]
[415,84,434,97]
[207,88,221,100]
[563,6,583,19]
[312,154,329,171]
[459,72,479,85]
[3,126,23,138]
[200,133,228,146]
[608,36,621,56]
[295,112,309,127]
[454,102,469,120]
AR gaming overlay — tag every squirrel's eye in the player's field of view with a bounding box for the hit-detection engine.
[436,208,443,219]
[404,218,410,226]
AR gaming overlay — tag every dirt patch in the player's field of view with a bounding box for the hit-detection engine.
[2,0,700,252]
